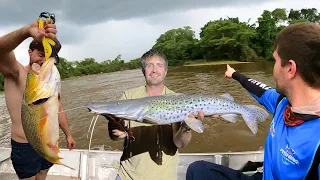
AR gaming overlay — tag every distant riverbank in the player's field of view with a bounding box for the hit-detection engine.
[183,59,254,66]
[0,59,259,92]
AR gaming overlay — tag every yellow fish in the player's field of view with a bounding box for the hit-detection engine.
[21,56,73,170]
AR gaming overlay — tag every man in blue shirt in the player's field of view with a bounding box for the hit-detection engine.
[186,22,320,180]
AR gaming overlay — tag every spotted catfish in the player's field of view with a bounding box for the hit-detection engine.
[87,93,269,134]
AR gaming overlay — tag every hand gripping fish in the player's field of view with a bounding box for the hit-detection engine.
[21,12,73,169]
[87,93,270,135]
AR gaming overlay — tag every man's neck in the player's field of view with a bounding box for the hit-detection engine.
[145,84,165,96]
[287,82,320,107]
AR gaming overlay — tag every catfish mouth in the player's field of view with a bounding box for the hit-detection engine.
[87,106,101,114]
[87,105,113,117]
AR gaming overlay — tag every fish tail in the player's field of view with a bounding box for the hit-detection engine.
[241,105,269,134]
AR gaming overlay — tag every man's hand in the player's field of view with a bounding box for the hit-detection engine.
[189,110,205,120]
[66,135,76,150]
[182,110,219,132]
[105,115,128,140]
[225,64,236,78]
[112,129,128,139]
[28,19,57,41]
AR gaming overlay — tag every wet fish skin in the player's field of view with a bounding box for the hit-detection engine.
[21,57,73,169]
[88,93,269,134]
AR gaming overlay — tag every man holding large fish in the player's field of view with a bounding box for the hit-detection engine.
[0,18,75,179]
[87,48,270,180]
[104,49,210,180]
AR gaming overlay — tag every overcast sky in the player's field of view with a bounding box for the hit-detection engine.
[0,0,319,66]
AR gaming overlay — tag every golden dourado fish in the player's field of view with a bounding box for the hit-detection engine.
[21,12,73,170]
[21,57,73,169]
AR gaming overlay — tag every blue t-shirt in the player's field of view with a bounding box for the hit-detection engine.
[232,72,320,179]
[251,88,320,180]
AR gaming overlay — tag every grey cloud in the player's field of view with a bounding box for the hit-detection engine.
[0,0,274,27]
[0,0,62,27]
[55,21,85,45]
[60,0,275,25]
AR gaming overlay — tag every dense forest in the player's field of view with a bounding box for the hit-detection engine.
[0,8,319,91]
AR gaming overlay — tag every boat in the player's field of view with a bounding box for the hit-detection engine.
[0,147,264,180]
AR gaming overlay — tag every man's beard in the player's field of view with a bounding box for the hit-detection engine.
[147,78,163,86]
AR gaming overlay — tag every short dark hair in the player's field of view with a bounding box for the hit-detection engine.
[29,39,44,52]
[273,22,320,88]
[140,49,168,75]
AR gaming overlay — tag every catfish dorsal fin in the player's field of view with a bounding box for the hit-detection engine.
[220,93,234,101]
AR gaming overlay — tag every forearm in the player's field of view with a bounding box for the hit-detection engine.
[232,71,283,114]
[0,25,30,77]
[232,71,272,97]
[0,25,30,54]
[173,123,192,148]
[58,102,72,137]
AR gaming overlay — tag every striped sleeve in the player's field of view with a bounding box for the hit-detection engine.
[232,71,284,114]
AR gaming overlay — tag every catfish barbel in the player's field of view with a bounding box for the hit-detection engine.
[87,93,269,134]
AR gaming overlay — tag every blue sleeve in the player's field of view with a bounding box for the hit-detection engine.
[232,72,284,114]
[249,89,282,114]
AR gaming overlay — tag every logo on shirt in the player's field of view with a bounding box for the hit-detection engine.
[270,121,275,138]
[248,79,271,90]
[280,144,299,165]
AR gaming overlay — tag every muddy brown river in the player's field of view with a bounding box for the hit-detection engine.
[0,61,276,153]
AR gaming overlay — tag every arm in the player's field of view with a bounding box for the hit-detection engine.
[172,122,192,148]
[0,21,58,80]
[58,102,72,137]
[231,71,282,114]
[58,101,75,149]
[0,25,30,79]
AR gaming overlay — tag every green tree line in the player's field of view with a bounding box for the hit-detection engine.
[0,8,319,91]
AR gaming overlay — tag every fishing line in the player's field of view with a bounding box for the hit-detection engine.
[88,115,99,152]
[29,105,89,122]
[87,116,95,139]
[57,105,88,114]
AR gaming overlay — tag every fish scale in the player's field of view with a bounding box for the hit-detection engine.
[21,100,48,159]
[88,93,270,134]
[148,94,243,123]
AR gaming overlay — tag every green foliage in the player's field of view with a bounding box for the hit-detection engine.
[152,26,197,62]
[151,7,320,64]
[0,55,142,92]
[198,17,258,61]
[1,8,319,91]
[55,55,141,79]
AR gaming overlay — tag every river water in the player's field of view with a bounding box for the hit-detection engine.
[0,61,276,153]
